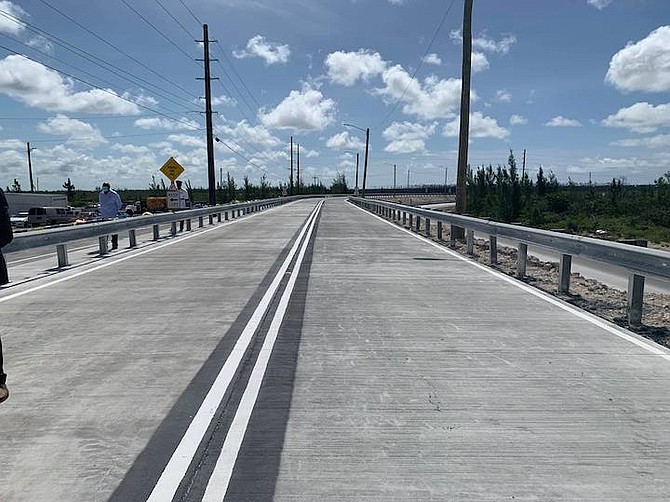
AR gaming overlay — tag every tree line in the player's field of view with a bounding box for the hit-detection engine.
[466,150,670,242]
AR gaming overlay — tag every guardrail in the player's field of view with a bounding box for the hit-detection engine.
[5,196,294,267]
[350,197,670,327]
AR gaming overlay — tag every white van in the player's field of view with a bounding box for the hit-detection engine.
[27,207,73,226]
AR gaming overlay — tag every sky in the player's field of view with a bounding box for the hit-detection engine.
[0,0,669,192]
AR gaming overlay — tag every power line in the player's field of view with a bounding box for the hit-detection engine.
[214,41,261,110]
[119,0,202,67]
[0,9,197,111]
[153,0,199,40]
[177,0,202,25]
[374,0,457,131]
[0,43,203,131]
[37,0,201,102]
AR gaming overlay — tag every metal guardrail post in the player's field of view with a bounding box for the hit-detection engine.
[224,211,229,221]
[450,224,457,248]
[186,219,192,232]
[426,218,431,237]
[98,235,108,255]
[558,254,572,294]
[129,229,137,248]
[627,274,645,327]
[170,222,177,236]
[517,243,528,278]
[217,213,222,223]
[415,216,421,232]
[437,221,443,240]
[403,212,407,225]
[153,224,160,241]
[489,236,497,264]
[208,215,214,225]
[466,229,474,255]
[198,216,204,228]
[409,214,413,228]
[56,244,68,268]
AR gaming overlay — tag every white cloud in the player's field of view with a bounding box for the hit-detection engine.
[212,95,237,106]
[167,134,204,148]
[601,102,670,133]
[259,85,336,131]
[0,139,23,149]
[423,53,442,65]
[606,26,670,93]
[217,120,281,149]
[325,131,364,150]
[509,114,528,125]
[444,112,510,139]
[0,1,26,35]
[375,65,473,120]
[587,0,613,10]
[324,49,386,86]
[233,35,290,65]
[471,52,490,73]
[134,116,199,131]
[450,30,517,54]
[611,134,670,148]
[0,55,141,115]
[495,89,512,102]
[37,115,107,148]
[545,116,582,127]
[383,121,436,153]
[388,0,404,4]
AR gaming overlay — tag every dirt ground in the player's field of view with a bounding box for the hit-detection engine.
[390,216,670,350]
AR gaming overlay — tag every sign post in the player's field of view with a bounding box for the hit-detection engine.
[160,157,187,210]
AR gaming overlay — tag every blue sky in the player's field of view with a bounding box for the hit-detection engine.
[0,0,668,191]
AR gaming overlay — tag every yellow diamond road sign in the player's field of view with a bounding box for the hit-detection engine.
[160,157,185,181]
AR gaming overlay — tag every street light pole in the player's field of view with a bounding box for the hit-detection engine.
[343,123,370,197]
[355,152,359,196]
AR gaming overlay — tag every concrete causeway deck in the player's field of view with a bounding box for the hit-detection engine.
[1,198,669,501]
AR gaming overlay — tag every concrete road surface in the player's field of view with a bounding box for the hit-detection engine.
[1,198,669,501]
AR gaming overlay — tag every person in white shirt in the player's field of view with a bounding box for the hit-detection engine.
[99,181,123,249]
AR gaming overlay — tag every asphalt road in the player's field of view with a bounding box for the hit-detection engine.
[1,198,670,501]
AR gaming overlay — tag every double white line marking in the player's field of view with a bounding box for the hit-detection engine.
[147,200,323,502]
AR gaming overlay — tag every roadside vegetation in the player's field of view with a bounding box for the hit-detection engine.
[466,151,670,244]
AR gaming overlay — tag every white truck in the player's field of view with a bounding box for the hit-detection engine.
[5,193,68,215]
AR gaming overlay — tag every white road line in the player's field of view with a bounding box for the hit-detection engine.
[202,195,321,502]
[0,202,297,305]
[349,201,670,362]
[146,200,323,502]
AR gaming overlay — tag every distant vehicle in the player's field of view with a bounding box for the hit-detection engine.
[27,206,74,226]
[5,193,68,215]
[10,211,29,228]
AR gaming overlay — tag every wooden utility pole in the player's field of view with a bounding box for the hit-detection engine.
[455,0,473,222]
[362,127,370,197]
[198,24,217,206]
[289,136,294,195]
[522,148,526,179]
[26,142,35,192]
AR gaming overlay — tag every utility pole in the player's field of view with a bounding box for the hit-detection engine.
[393,164,397,193]
[296,143,300,195]
[289,136,294,195]
[362,127,370,197]
[26,142,35,192]
[407,169,410,189]
[455,0,474,224]
[198,24,217,206]
[354,152,359,196]
[444,166,448,194]
[522,148,526,179]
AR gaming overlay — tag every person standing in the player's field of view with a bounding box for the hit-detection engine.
[0,187,13,403]
[99,181,123,249]
[176,180,190,232]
